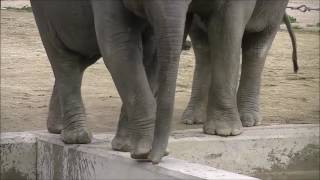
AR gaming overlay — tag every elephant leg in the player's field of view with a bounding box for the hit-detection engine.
[32,1,96,143]
[182,16,211,125]
[92,1,156,158]
[47,57,96,135]
[45,51,92,144]
[143,26,159,96]
[111,25,157,153]
[143,1,190,163]
[47,82,63,134]
[57,58,93,144]
[238,28,278,127]
[204,4,254,136]
[111,106,131,152]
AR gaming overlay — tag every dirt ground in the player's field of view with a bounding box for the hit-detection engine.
[1,7,319,133]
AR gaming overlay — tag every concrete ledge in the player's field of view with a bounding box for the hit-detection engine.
[168,124,320,179]
[1,124,318,179]
[1,131,257,180]
[1,132,37,180]
[34,132,256,180]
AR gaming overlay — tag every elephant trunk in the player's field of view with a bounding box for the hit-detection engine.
[144,0,191,163]
[152,18,186,163]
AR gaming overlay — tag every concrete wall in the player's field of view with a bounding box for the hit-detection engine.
[1,125,318,180]
[34,132,256,180]
[36,138,196,180]
[1,131,257,180]
[1,132,37,180]
[168,124,320,179]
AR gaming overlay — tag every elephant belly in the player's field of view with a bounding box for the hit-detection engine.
[32,0,100,58]
[123,0,146,18]
[189,0,223,18]
[245,0,289,32]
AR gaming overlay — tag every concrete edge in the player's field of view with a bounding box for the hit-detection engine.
[0,131,37,144]
[1,132,37,180]
[172,124,319,133]
[1,131,258,180]
[170,124,320,142]
[167,124,319,177]
[34,132,258,180]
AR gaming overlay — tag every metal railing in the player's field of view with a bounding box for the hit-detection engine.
[287,5,320,12]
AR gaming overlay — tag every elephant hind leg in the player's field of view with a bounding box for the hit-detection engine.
[47,58,97,135]
[203,2,256,136]
[47,82,62,134]
[238,27,278,127]
[51,53,93,144]
[111,106,132,152]
[32,1,98,141]
[41,31,97,143]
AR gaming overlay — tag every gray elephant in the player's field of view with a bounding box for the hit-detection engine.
[31,0,191,163]
[181,0,298,136]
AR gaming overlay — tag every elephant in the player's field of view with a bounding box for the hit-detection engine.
[181,0,298,136]
[30,0,191,163]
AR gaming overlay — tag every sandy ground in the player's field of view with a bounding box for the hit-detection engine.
[1,6,319,133]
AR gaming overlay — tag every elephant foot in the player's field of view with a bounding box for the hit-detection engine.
[47,113,63,134]
[148,147,170,164]
[61,127,92,144]
[130,135,153,160]
[130,136,170,163]
[203,110,243,136]
[240,111,262,127]
[47,122,63,134]
[111,134,131,152]
[203,120,216,135]
[181,106,206,125]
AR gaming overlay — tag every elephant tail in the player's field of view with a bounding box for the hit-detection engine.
[182,12,194,51]
[283,12,299,73]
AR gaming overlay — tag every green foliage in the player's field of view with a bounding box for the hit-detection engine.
[288,15,297,23]
[4,6,32,12]
[20,6,32,12]
[291,25,302,30]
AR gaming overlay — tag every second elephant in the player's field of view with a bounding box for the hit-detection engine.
[182,0,298,136]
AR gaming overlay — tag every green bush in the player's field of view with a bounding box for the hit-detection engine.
[292,25,302,29]
[5,6,32,12]
[288,15,297,23]
[20,6,32,12]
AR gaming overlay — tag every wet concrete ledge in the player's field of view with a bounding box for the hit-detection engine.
[1,131,257,180]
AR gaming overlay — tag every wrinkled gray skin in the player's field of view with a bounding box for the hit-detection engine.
[182,12,298,126]
[31,0,191,164]
[181,0,294,136]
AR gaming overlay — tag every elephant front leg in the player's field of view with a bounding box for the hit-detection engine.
[111,25,157,153]
[47,82,63,134]
[182,17,211,125]
[238,28,278,127]
[181,52,210,125]
[111,58,160,153]
[92,0,156,159]
[204,13,248,136]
